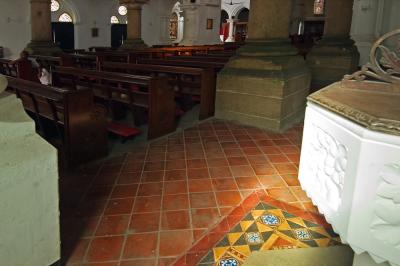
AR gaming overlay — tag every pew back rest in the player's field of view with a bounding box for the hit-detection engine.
[52,66,175,139]
[6,76,107,165]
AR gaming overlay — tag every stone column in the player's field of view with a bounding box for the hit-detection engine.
[225,18,237,43]
[25,0,61,55]
[307,0,360,91]
[179,0,222,46]
[215,0,311,132]
[120,0,149,49]
[351,0,383,65]
[179,3,200,46]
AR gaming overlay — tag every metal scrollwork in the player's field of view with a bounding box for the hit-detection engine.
[344,29,400,85]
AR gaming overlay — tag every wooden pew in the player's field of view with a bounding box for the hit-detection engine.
[5,76,108,167]
[51,66,176,140]
[136,58,225,73]
[166,55,230,63]
[98,61,216,120]
[0,58,37,81]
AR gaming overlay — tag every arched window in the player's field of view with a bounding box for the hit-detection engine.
[220,10,229,25]
[111,16,120,24]
[59,13,73,22]
[51,0,60,12]
[314,0,325,15]
[118,5,128,16]
[169,13,178,40]
[237,8,249,22]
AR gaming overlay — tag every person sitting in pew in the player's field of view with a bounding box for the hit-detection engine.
[37,63,52,85]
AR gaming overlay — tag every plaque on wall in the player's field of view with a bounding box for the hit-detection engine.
[207,19,213,30]
[92,28,99,38]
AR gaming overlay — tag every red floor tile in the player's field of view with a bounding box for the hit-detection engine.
[137,183,163,196]
[258,175,287,188]
[128,212,160,233]
[111,185,138,199]
[267,187,297,202]
[230,165,255,177]
[95,215,130,236]
[215,191,242,207]
[189,192,217,208]
[120,259,157,266]
[165,170,186,181]
[159,230,193,257]
[235,176,262,190]
[166,160,186,170]
[209,167,232,178]
[133,196,162,213]
[187,159,207,169]
[123,233,158,259]
[227,156,249,166]
[104,198,135,215]
[163,180,188,195]
[187,168,210,179]
[163,194,190,210]
[191,208,220,228]
[87,236,124,262]
[274,163,298,175]
[212,177,238,191]
[141,171,165,183]
[161,210,191,230]
[206,158,229,167]
[281,173,300,186]
[188,179,213,192]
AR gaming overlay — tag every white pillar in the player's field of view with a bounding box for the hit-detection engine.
[225,18,237,42]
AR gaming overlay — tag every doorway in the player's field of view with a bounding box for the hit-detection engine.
[111,24,127,48]
[52,22,75,50]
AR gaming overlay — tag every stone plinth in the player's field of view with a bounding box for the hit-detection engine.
[307,38,360,91]
[0,75,60,265]
[215,0,311,132]
[307,0,360,91]
[26,0,61,55]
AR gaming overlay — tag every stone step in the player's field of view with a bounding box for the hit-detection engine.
[243,245,354,266]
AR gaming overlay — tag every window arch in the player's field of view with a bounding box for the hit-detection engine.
[220,10,229,25]
[51,0,60,12]
[111,16,120,24]
[237,8,249,22]
[314,0,325,15]
[59,12,73,22]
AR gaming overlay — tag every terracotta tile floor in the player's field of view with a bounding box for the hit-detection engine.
[60,119,318,266]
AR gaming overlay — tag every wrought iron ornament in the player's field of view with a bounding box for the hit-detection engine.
[344,29,400,85]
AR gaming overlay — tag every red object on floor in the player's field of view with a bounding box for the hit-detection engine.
[175,107,185,117]
[107,122,141,138]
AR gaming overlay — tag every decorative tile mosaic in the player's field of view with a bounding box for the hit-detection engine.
[176,194,341,266]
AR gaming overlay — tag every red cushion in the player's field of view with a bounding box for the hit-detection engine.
[107,122,141,138]
[131,84,140,92]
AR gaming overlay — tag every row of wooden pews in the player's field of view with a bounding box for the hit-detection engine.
[5,76,108,168]
[0,44,238,168]
[51,66,176,140]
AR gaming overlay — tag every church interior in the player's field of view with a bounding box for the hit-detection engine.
[0,0,399,265]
